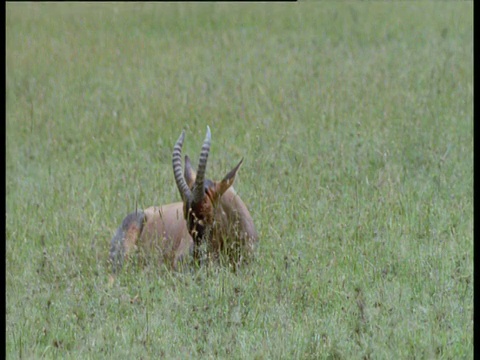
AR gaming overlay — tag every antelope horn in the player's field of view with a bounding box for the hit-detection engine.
[192,126,211,204]
[172,130,192,202]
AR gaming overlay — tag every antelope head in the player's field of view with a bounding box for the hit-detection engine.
[172,126,243,260]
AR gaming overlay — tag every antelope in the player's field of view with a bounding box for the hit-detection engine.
[109,126,258,274]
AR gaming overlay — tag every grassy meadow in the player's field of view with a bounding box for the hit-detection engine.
[6,3,473,358]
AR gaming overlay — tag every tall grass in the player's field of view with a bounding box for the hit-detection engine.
[6,3,472,358]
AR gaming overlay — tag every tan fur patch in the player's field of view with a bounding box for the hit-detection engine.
[123,222,141,257]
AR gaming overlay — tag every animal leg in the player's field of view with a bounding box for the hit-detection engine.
[109,211,145,274]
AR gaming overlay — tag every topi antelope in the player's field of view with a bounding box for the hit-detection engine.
[109,126,258,274]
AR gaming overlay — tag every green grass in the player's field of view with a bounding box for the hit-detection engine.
[6,3,473,358]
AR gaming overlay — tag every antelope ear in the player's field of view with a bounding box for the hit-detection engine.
[184,155,196,188]
[215,158,243,196]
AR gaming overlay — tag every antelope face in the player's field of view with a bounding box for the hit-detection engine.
[172,126,242,255]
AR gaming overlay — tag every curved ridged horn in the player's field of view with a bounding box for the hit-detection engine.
[172,130,192,202]
[192,126,211,204]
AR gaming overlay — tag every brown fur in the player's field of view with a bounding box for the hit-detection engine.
[184,163,258,267]
[140,203,192,268]
[109,128,258,274]
[109,203,193,273]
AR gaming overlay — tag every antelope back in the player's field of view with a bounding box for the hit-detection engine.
[139,202,193,268]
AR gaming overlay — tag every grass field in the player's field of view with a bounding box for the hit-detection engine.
[6,3,473,358]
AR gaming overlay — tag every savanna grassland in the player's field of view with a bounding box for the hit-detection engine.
[6,3,473,359]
